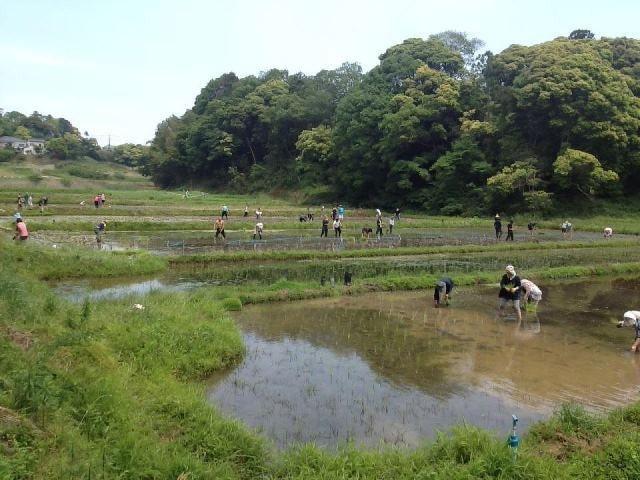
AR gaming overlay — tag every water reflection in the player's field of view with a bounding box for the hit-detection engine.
[208,281,640,449]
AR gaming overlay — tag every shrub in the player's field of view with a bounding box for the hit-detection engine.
[0,148,16,162]
[221,297,242,311]
[27,173,43,184]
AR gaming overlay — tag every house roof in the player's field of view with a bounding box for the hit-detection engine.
[28,138,45,142]
[0,136,26,143]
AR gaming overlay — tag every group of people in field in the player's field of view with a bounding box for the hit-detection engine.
[8,193,640,354]
[16,193,48,213]
[315,205,401,240]
[210,203,407,242]
[213,205,264,241]
[432,265,542,322]
[92,193,107,208]
[318,205,346,238]
[494,214,615,241]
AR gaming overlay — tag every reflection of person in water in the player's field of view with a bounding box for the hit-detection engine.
[514,313,541,339]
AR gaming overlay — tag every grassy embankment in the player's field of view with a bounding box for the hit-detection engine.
[3,159,640,477]
[3,239,640,479]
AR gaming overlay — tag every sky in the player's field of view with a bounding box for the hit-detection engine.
[1,0,639,146]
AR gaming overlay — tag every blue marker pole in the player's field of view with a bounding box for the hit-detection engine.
[509,414,519,463]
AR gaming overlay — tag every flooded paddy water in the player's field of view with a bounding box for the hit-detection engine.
[34,227,621,254]
[207,279,640,449]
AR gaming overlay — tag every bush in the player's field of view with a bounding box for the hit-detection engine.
[221,297,242,311]
[0,148,15,162]
[27,173,43,184]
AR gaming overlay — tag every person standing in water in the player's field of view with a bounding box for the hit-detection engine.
[320,215,329,237]
[618,311,640,352]
[38,196,47,213]
[221,205,229,219]
[244,205,248,217]
[214,217,225,239]
[494,215,502,240]
[389,216,395,234]
[375,216,383,238]
[499,265,522,321]
[434,277,454,307]
[94,220,107,249]
[505,219,514,241]
[333,217,342,238]
[253,222,264,240]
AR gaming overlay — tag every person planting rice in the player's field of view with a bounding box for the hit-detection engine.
[499,265,522,321]
[333,218,342,237]
[13,217,28,241]
[604,227,613,238]
[253,221,264,240]
[94,220,107,248]
[617,311,640,352]
[338,204,345,220]
[494,214,502,239]
[375,216,383,238]
[434,277,454,307]
[38,196,48,213]
[214,217,225,239]
[520,279,542,309]
[221,204,229,219]
[320,215,329,237]
[505,219,514,241]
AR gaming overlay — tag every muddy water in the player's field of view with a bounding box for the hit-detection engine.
[53,276,212,302]
[38,227,623,254]
[207,279,640,448]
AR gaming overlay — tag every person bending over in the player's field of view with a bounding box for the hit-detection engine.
[618,311,640,352]
[520,279,542,309]
[434,277,454,307]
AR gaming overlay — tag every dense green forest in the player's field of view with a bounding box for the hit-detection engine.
[146,30,640,214]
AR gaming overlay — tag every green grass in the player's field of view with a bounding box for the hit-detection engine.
[173,238,639,264]
[2,239,640,478]
[3,165,640,478]
[0,239,166,280]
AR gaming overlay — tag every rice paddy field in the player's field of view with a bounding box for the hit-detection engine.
[3,158,640,479]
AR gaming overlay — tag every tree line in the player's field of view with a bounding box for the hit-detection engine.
[147,30,640,214]
[0,110,151,169]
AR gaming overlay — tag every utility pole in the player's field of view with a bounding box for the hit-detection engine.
[108,134,111,149]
